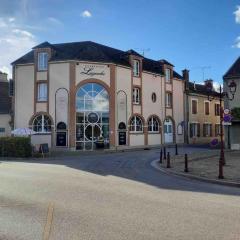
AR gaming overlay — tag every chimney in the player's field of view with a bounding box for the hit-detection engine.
[204,79,213,91]
[182,69,189,90]
[0,71,8,82]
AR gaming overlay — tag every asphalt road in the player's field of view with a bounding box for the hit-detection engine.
[0,147,240,240]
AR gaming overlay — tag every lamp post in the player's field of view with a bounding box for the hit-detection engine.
[206,80,237,179]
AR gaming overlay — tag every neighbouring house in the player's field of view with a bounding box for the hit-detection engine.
[0,71,12,136]
[12,41,185,150]
[183,69,221,145]
[223,57,240,150]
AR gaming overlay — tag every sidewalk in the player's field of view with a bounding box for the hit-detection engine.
[155,150,240,187]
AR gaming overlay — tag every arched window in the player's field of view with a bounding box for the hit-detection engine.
[148,116,160,132]
[130,116,143,132]
[32,115,52,133]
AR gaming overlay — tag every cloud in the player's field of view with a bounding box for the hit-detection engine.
[0,17,37,78]
[81,10,92,18]
[234,6,240,23]
[48,17,63,26]
[8,17,15,22]
[232,36,240,48]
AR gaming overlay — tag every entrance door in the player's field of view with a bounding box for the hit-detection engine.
[56,132,67,146]
[164,118,173,143]
[118,122,127,145]
[56,122,68,147]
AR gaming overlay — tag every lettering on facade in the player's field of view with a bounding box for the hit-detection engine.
[80,65,105,76]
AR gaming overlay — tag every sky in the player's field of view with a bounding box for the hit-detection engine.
[0,0,240,85]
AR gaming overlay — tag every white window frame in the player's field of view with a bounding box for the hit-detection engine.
[215,123,221,136]
[148,116,160,133]
[204,100,210,115]
[215,103,220,116]
[129,116,143,133]
[0,128,5,133]
[38,52,48,71]
[191,99,198,114]
[203,122,212,137]
[133,87,140,104]
[32,115,52,134]
[190,122,199,138]
[165,92,172,107]
[165,68,171,82]
[37,83,48,102]
[133,60,140,77]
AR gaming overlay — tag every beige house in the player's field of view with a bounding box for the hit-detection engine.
[183,70,221,145]
[12,41,185,150]
[0,72,12,137]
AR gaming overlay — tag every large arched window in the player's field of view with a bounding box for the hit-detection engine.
[148,116,160,132]
[32,115,52,133]
[75,83,110,150]
[129,116,143,132]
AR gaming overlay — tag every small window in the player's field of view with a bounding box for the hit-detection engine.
[152,93,157,103]
[205,101,210,115]
[0,128,5,133]
[215,103,220,116]
[38,52,48,71]
[130,116,143,132]
[165,92,172,107]
[192,99,198,114]
[165,68,171,82]
[37,83,47,102]
[215,124,221,136]
[133,60,140,77]
[148,116,160,132]
[32,115,52,133]
[203,123,212,137]
[133,87,140,104]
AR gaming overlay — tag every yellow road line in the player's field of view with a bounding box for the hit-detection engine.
[43,203,54,240]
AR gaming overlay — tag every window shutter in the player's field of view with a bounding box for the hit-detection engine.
[197,123,200,137]
[190,124,193,138]
[203,124,206,137]
[210,124,212,137]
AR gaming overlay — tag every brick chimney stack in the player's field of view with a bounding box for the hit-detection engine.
[182,69,189,90]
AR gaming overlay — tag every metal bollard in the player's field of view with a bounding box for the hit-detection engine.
[167,152,171,168]
[159,148,163,163]
[184,154,188,172]
[175,144,178,155]
[163,146,166,160]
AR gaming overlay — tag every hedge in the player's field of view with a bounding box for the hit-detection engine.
[0,137,32,158]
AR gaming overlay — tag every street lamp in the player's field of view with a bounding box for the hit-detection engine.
[206,80,237,179]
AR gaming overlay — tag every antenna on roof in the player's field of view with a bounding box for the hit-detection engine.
[134,48,150,57]
[190,66,211,81]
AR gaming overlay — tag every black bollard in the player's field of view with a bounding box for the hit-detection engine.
[159,149,163,163]
[184,154,188,172]
[175,144,178,155]
[167,152,171,168]
[163,146,166,160]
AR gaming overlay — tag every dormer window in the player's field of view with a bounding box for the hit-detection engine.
[165,68,171,83]
[133,60,140,77]
[38,52,48,71]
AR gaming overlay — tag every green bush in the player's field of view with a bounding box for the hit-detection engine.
[0,137,32,158]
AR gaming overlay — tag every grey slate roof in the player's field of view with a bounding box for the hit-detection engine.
[223,57,240,79]
[0,81,11,114]
[12,41,183,79]
[188,82,220,97]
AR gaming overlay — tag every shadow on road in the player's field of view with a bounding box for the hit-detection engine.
[1,147,240,197]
